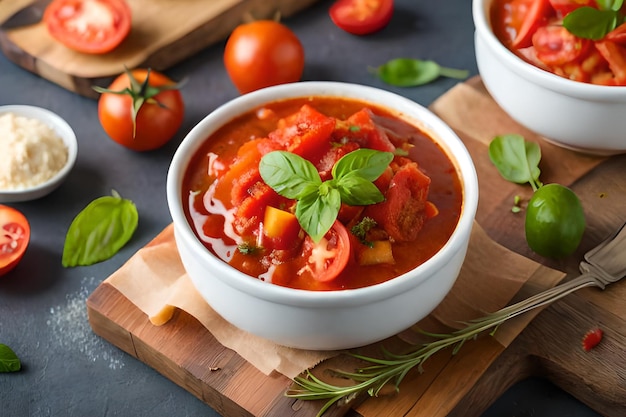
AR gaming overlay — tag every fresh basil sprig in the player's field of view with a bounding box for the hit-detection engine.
[259,149,393,242]
[62,190,139,267]
[0,344,21,373]
[370,58,469,87]
[488,134,543,191]
[563,1,625,40]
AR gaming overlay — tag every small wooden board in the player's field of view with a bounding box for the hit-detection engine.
[0,0,319,98]
[87,78,626,416]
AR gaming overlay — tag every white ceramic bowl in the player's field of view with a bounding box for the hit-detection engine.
[0,105,78,202]
[473,0,626,155]
[167,82,479,350]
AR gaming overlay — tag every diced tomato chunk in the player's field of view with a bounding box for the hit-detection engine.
[509,0,553,49]
[363,162,431,242]
[548,0,595,17]
[595,40,626,84]
[269,104,335,161]
[332,108,395,152]
[234,183,281,236]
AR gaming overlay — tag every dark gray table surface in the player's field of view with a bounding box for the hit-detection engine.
[0,0,602,416]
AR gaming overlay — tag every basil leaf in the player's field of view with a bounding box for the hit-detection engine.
[488,134,541,186]
[259,151,321,199]
[0,344,21,372]
[336,174,385,206]
[372,58,469,87]
[296,188,341,242]
[332,148,393,181]
[62,191,139,267]
[563,7,619,40]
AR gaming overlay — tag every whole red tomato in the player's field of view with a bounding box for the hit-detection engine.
[96,68,185,151]
[44,0,132,54]
[223,20,305,94]
[0,205,30,277]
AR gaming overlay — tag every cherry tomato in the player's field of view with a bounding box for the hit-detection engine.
[0,205,30,277]
[329,0,394,35]
[503,0,553,49]
[223,20,305,94]
[532,25,592,66]
[300,221,351,282]
[524,184,585,259]
[43,0,132,54]
[96,68,185,151]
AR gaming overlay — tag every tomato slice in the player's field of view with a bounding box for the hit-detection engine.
[0,205,30,277]
[300,221,351,283]
[506,0,553,49]
[532,25,592,66]
[329,0,394,36]
[43,0,132,54]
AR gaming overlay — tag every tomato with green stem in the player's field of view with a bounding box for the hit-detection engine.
[94,68,185,151]
[43,0,132,54]
[329,0,394,35]
[0,205,30,277]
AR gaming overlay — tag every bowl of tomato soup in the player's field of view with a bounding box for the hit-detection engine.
[473,0,626,155]
[167,82,478,350]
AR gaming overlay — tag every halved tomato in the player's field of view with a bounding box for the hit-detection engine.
[329,0,394,36]
[0,205,30,277]
[43,0,132,54]
[533,25,592,66]
[300,221,350,282]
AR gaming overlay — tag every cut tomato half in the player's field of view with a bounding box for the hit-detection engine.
[0,205,30,277]
[301,221,351,283]
[532,25,592,66]
[329,0,394,35]
[44,0,132,54]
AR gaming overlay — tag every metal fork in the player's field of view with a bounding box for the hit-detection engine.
[491,222,626,322]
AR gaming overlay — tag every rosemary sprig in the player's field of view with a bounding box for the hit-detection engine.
[286,273,603,417]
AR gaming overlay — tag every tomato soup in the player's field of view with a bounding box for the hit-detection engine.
[491,0,626,85]
[182,97,463,291]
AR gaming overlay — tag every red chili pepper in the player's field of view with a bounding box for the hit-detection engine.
[582,328,603,352]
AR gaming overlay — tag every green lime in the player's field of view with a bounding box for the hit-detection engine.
[524,183,586,259]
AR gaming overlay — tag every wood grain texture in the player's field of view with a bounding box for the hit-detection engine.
[87,77,626,416]
[0,0,319,98]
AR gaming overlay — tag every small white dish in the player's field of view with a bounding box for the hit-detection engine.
[0,105,78,203]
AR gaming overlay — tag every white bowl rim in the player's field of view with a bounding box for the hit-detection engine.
[167,81,478,308]
[472,0,626,101]
[0,104,78,199]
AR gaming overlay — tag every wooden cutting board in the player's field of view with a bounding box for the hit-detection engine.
[86,77,626,417]
[0,0,319,98]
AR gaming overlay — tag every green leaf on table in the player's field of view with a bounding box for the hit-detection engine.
[488,134,542,191]
[62,190,139,267]
[0,344,21,373]
[370,58,469,87]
